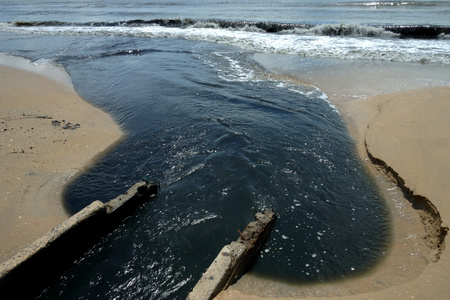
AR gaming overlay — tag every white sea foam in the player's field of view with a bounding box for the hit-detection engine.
[32,58,56,66]
[1,23,449,65]
[289,86,341,116]
[191,213,219,225]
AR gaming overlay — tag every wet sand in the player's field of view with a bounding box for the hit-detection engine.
[0,55,123,263]
[216,57,450,298]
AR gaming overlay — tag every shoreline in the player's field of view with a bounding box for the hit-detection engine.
[0,55,123,263]
[215,57,450,298]
[1,53,449,298]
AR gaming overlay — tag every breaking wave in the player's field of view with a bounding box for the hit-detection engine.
[1,19,449,64]
[328,1,449,8]
[11,19,450,38]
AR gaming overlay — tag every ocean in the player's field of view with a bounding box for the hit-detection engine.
[0,0,449,299]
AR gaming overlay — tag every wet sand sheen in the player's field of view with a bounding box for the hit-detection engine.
[0,55,123,263]
[215,57,450,298]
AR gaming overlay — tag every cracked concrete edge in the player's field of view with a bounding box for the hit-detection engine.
[187,243,246,300]
[0,200,107,278]
[187,210,277,300]
[0,181,158,297]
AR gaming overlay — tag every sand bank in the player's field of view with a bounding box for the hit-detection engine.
[0,55,123,263]
[216,57,450,298]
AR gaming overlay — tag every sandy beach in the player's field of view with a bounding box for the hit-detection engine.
[1,53,449,299]
[215,57,450,299]
[0,55,123,263]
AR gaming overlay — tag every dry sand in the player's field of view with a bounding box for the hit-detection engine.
[0,55,123,263]
[216,57,450,299]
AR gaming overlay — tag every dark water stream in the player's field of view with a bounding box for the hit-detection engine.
[29,37,389,299]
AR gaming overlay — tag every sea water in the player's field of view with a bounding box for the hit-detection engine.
[0,0,449,299]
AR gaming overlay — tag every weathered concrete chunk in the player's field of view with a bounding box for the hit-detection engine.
[187,209,276,300]
[0,200,107,279]
[0,181,159,298]
[187,243,246,300]
[106,181,159,218]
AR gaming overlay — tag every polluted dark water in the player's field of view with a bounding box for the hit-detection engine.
[36,38,390,299]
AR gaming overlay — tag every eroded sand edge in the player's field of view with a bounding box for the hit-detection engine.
[216,57,450,299]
